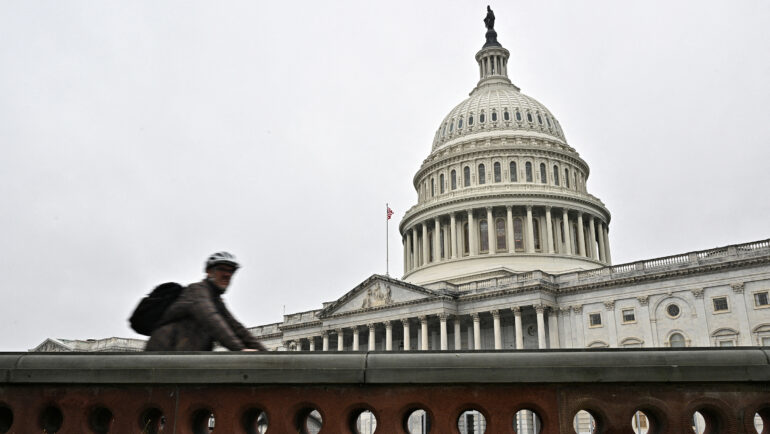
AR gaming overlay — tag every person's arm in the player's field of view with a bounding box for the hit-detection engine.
[185,283,246,351]
[217,300,267,350]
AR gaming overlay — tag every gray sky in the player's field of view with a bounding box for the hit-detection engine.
[1,1,768,351]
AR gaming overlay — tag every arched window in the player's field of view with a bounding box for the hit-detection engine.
[503,110,510,121]
[546,116,552,127]
[495,218,506,251]
[491,111,498,122]
[525,162,533,182]
[431,178,435,197]
[564,168,570,188]
[526,112,533,123]
[458,118,463,129]
[479,219,489,253]
[553,165,560,186]
[493,162,501,182]
[468,115,474,126]
[440,228,445,259]
[480,113,486,123]
[449,121,454,132]
[463,166,471,187]
[537,113,543,125]
[439,174,445,194]
[539,163,547,184]
[515,110,522,121]
[451,170,457,190]
[669,333,686,348]
[533,218,541,251]
[513,218,524,251]
[428,230,434,262]
[510,162,517,182]
[463,223,469,255]
[571,223,579,253]
[478,164,486,185]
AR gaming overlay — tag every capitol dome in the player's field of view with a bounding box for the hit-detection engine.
[399,20,612,285]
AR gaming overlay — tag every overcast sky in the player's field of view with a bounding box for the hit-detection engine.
[1,1,768,351]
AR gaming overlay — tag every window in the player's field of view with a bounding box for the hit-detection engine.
[468,115,474,126]
[451,170,457,190]
[491,111,497,122]
[463,166,471,187]
[458,118,463,129]
[666,304,681,318]
[622,308,636,323]
[537,113,543,125]
[712,328,738,347]
[495,218,506,251]
[669,332,686,347]
[533,218,541,251]
[449,121,454,132]
[478,164,486,185]
[515,110,522,121]
[463,223,469,255]
[431,178,435,197]
[546,116,551,127]
[589,313,602,327]
[440,228,445,259]
[539,163,547,184]
[480,113,486,123]
[479,219,489,253]
[763,336,770,346]
[621,338,643,348]
[513,218,524,251]
[755,291,769,308]
[503,111,510,121]
[439,174,445,194]
[553,165,560,186]
[712,296,729,313]
[719,340,735,347]
[526,112,533,123]
[493,162,501,182]
[525,162,533,182]
[428,230,434,262]
[510,162,517,182]
[564,168,570,188]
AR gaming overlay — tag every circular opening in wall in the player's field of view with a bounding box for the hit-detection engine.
[0,406,13,433]
[573,410,597,434]
[405,409,430,434]
[692,408,726,434]
[191,410,215,434]
[296,408,323,434]
[753,406,770,434]
[139,408,165,434]
[39,405,63,433]
[458,409,486,434]
[666,303,681,318]
[242,408,268,434]
[352,409,377,434]
[630,410,651,434]
[88,407,114,434]
[514,409,541,433]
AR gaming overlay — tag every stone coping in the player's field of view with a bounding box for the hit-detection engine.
[1,348,768,385]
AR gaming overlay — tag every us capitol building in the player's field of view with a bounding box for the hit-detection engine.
[34,11,770,356]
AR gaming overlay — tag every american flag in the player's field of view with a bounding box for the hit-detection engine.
[387,206,394,220]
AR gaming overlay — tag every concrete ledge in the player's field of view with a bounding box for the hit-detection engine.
[1,348,769,385]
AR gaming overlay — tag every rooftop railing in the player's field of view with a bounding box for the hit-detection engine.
[1,348,768,433]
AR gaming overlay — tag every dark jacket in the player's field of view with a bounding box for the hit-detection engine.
[145,279,265,351]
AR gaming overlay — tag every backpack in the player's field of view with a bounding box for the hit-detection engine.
[129,282,185,336]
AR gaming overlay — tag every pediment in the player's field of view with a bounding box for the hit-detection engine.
[320,274,440,317]
[30,338,73,352]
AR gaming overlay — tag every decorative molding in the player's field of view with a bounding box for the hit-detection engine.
[491,310,500,318]
[367,323,375,331]
[637,296,649,306]
[731,282,745,294]
[604,300,615,311]
[471,312,480,321]
[511,306,521,315]
[361,283,393,309]
[400,318,410,327]
[384,321,393,329]
[572,305,583,314]
[438,313,448,321]
[534,304,545,314]
[691,288,704,299]
[418,315,428,324]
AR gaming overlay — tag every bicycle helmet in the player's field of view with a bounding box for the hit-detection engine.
[205,251,240,271]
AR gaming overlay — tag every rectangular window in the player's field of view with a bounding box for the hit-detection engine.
[718,340,734,347]
[755,291,770,308]
[712,296,729,313]
[762,336,770,346]
[621,308,636,323]
[588,313,602,327]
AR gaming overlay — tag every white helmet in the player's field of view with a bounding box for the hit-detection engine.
[205,251,240,271]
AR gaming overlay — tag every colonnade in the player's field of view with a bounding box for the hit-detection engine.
[285,304,559,352]
[402,205,611,273]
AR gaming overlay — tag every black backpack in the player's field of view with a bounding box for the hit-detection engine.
[129,282,185,336]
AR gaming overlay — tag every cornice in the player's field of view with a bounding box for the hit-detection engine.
[279,320,323,332]
[322,295,454,320]
[456,281,558,303]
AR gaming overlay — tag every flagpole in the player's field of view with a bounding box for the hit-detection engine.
[386,203,389,276]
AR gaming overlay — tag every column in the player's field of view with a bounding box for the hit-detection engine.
[322,331,329,351]
[450,212,458,259]
[597,222,607,263]
[403,237,408,272]
[422,223,429,265]
[454,316,462,350]
[368,323,376,351]
[562,308,574,348]
[439,314,448,350]
[486,207,494,254]
[467,321,474,350]
[472,313,481,350]
[638,296,654,347]
[588,216,598,260]
[411,227,419,267]
[420,316,429,350]
[545,206,554,254]
[492,310,502,350]
[309,337,316,351]
[535,305,546,349]
[526,206,535,253]
[433,217,441,263]
[562,209,572,254]
[572,305,585,348]
[401,319,411,351]
[336,329,344,351]
[385,321,393,351]
[353,327,360,351]
[513,306,523,349]
[506,206,514,253]
[548,308,559,349]
[467,210,476,256]
[605,301,618,347]
[442,223,450,261]
[731,283,753,345]
[604,225,612,264]
[577,213,586,257]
